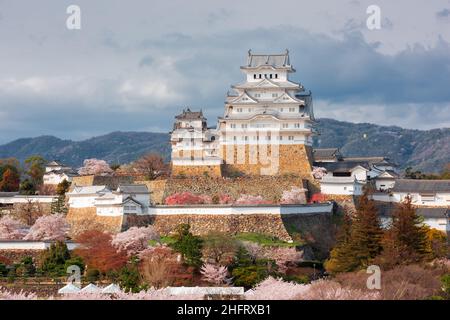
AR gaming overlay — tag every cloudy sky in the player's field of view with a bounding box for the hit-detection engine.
[0,0,450,143]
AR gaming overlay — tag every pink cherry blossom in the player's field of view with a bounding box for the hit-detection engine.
[78,158,114,176]
[24,214,69,241]
[111,226,160,255]
[200,263,232,285]
[0,216,28,240]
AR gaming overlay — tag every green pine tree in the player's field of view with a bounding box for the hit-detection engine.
[348,190,383,268]
[324,213,354,273]
[380,196,430,267]
[325,190,383,273]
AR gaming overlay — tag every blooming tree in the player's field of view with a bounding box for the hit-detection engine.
[312,166,327,180]
[219,194,233,204]
[280,187,307,204]
[0,287,37,300]
[245,277,310,300]
[0,216,28,240]
[299,279,380,300]
[78,159,114,176]
[111,226,160,256]
[234,194,272,205]
[164,192,212,205]
[24,214,69,241]
[309,193,327,203]
[200,263,232,285]
[269,247,303,273]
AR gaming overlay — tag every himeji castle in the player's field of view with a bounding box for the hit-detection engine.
[170,50,316,177]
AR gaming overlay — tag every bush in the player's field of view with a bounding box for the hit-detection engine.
[171,224,203,268]
[441,274,450,295]
[86,269,100,282]
[39,241,71,276]
[0,263,8,276]
[118,265,142,293]
[230,246,276,288]
[282,274,310,284]
[231,264,272,288]
[64,256,85,275]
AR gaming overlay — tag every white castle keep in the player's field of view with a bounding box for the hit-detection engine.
[170,50,316,177]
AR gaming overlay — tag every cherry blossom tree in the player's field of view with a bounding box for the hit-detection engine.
[245,277,310,300]
[78,159,114,176]
[234,194,272,205]
[200,263,232,285]
[312,166,327,180]
[269,247,303,273]
[24,214,69,241]
[111,226,160,256]
[280,187,307,204]
[0,216,28,240]
[299,279,380,300]
[0,287,37,300]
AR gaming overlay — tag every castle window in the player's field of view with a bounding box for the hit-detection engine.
[269,74,273,79]
[282,123,288,128]
[233,136,237,141]
[237,108,243,112]
[248,108,251,112]
[299,105,305,112]
[253,74,256,79]
[294,123,300,128]
[259,74,262,79]
[241,124,248,129]
[243,136,248,141]
[279,135,283,140]
[288,136,294,140]
[275,74,278,79]
[230,124,236,129]
[254,93,261,98]
[272,93,278,97]
[266,136,271,140]
[289,107,295,112]
[280,108,284,112]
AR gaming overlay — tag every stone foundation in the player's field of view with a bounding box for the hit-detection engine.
[162,176,308,204]
[66,208,124,235]
[71,175,134,189]
[171,164,222,178]
[123,213,334,243]
[221,144,313,178]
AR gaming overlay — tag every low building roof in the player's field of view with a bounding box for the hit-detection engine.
[313,148,342,161]
[415,207,449,218]
[116,184,149,194]
[175,108,205,120]
[376,203,449,218]
[44,169,78,177]
[320,161,370,172]
[69,185,109,195]
[392,179,450,193]
[342,156,396,167]
[0,192,19,198]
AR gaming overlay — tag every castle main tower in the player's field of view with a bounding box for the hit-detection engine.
[218,50,315,176]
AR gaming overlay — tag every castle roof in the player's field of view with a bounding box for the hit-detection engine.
[243,50,292,70]
[175,108,205,121]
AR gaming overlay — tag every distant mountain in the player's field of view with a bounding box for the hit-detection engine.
[0,132,171,167]
[0,119,448,173]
